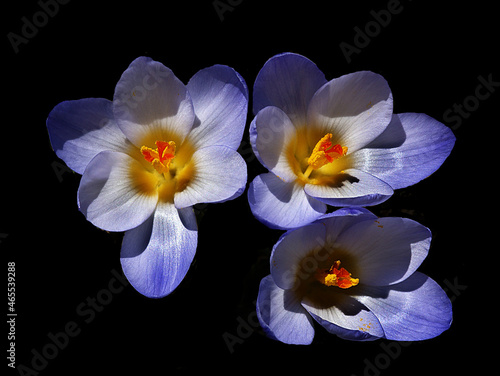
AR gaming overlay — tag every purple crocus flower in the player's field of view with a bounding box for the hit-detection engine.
[248,53,455,229]
[47,57,248,298]
[256,207,452,343]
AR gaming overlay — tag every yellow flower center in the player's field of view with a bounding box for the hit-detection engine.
[303,133,348,179]
[314,260,359,289]
[129,138,195,203]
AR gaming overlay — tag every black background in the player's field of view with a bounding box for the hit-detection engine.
[3,0,496,375]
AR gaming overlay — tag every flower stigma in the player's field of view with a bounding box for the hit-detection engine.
[141,140,176,174]
[303,134,348,179]
[129,138,195,203]
[314,260,359,289]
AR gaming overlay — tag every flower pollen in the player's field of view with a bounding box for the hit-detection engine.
[304,134,347,178]
[314,260,359,289]
[308,134,347,169]
[141,140,176,174]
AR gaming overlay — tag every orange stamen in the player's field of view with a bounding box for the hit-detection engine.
[304,134,347,177]
[141,140,176,174]
[315,260,359,289]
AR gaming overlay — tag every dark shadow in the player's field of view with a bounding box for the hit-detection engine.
[119,214,154,258]
[248,173,294,204]
[363,114,407,149]
[322,172,360,189]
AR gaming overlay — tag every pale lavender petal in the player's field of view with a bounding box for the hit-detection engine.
[77,151,158,232]
[120,202,197,298]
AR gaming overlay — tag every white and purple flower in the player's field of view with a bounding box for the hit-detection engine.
[47,57,248,298]
[248,53,456,229]
[256,207,452,343]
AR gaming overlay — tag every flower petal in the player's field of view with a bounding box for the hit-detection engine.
[113,57,195,147]
[253,52,327,126]
[120,202,198,298]
[256,275,315,345]
[270,222,326,290]
[307,71,393,153]
[78,151,158,232]
[314,207,378,245]
[302,289,384,341]
[304,168,394,207]
[247,173,326,230]
[47,98,129,174]
[248,116,263,165]
[335,217,431,286]
[351,113,456,189]
[174,146,247,208]
[186,65,248,150]
[352,272,453,341]
[253,106,297,182]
